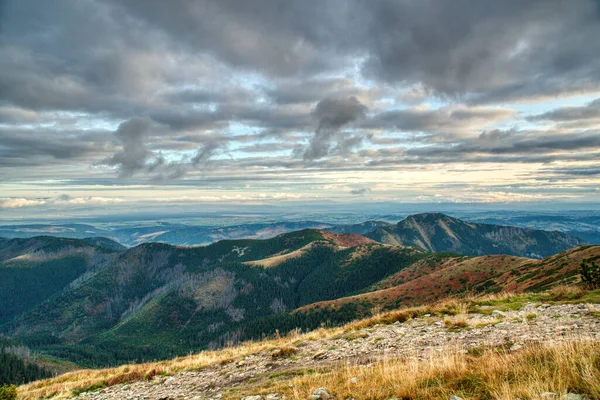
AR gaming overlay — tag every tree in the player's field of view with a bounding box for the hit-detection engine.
[580,258,600,288]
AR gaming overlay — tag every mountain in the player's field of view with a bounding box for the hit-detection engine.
[366,213,585,258]
[0,221,337,247]
[2,230,426,365]
[296,245,600,318]
[1,225,594,369]
[0,237,122,326]
[325,220,392,235]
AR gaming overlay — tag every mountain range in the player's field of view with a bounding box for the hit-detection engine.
[2,211,598,247]
[0,213,596,371]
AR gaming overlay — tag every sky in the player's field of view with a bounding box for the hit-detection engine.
[1,0,600,219]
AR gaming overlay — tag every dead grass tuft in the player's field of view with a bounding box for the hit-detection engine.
[271,346,298,359]
[547,285,585,301]
[257,341,600,400]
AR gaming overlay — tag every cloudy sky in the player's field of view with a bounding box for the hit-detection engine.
[1,0,600,217]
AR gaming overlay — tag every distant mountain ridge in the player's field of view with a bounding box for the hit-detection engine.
[0,214,591,250]
[366,212,585,258]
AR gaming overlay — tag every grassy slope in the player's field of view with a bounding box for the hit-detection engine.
[18,288,600,400]
[295,245,600,315]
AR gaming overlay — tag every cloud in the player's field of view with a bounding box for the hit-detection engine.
[366,105,516,139]
[360,0,600,103]
[301,96,367,161]
[349,187,371,195]
[0,198,47,208]
[192,141,225,165]
[527,98,600,127]
[100,117,157,177]
[0,126,111,167]
[0,195,126,209]
[2,0,600,205]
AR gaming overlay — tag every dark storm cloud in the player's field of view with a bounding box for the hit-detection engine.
[301,96,367,161]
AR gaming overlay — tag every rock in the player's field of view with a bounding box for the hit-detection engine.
[539,393,558,399]
[509,343,523,352]
[449,396,464,400]
[164,377,176,385]
[349,377,359,383]
[241,396,263,400]
[311,388,331,399]
[424,314,431,317]
[562,394,585,400]
[491,310,506,318]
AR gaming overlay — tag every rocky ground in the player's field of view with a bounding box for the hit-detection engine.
[74,302,600,400]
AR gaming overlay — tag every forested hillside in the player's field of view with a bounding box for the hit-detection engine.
[0,337,52,385]
[0,224,593,369]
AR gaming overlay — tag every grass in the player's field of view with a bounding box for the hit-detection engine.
[444,314,469,330]
[254,341,600,400]
[271,346,298,359]
[17,288,600,400]
[0,385,17,400]
[17,325,352,400]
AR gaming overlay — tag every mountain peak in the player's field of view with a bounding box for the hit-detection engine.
[404,212,454,221]
[368,213,584,257]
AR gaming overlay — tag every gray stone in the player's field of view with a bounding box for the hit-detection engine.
[562,394,585,400]
[311,388,331,399]
[491,310,506,318]
[449,396,464,400]
[242,396,263,400]
[163,377,176,385]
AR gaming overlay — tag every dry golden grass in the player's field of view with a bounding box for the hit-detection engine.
[18,289,600,400]
[17,327,345,400]
[443,314,469,329]
[547,285,585,301]
[270,345,298,359]
[17,300,470,399]
[258,340,600,400]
